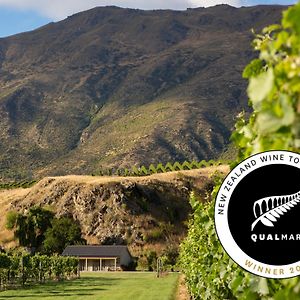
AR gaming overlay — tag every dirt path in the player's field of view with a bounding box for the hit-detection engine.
[176,274,190,300]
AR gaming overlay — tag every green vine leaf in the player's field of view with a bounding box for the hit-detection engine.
[248,67,274,109]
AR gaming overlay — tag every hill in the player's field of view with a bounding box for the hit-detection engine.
[0,166,228,258]
[0,5,284,179]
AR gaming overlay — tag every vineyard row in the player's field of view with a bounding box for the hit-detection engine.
[0,253,78,289]
[93,159,225,177]
[0,160,226,189]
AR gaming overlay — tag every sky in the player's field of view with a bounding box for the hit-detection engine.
[0,0,297,38]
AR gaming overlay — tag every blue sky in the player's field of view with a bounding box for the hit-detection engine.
[0,7,51,38]
[0,0,297,38]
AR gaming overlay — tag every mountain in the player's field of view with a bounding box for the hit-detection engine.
[0,5,284,179]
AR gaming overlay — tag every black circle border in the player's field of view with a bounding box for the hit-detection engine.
[214,150,300,279]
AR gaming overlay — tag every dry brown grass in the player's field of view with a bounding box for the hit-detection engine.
[0,188,31,247]
[176,274,191,300]
[0,166,229,249]
[51,165,229,185]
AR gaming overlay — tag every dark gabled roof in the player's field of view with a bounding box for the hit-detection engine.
[62,245,132,258]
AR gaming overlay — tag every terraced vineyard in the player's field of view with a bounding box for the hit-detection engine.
[0,181,37,190]
[93,160,225,176]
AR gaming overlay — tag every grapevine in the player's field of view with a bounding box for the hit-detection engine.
[179,3,300,299]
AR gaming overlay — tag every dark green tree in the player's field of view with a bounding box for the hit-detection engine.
[42,217,86,254]
[146,251,157,271]
[6,207,54,251]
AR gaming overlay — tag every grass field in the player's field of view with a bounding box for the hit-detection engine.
[0,272,179,300]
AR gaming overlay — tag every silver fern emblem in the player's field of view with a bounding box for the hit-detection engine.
[251,190,300,231]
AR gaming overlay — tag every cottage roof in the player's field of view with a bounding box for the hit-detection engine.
[62,245,132,258]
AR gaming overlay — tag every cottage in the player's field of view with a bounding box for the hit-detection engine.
[62,245,133,271]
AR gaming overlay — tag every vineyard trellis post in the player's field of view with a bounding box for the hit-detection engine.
[156,257,163,278]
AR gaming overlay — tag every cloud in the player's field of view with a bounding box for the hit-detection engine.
[0,0,243,20]
[242,0,297,4]
[189,0,241,7]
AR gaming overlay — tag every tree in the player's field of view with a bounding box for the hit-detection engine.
[42,217,86,254]
[146,251,157,271]
[6,207,54,251]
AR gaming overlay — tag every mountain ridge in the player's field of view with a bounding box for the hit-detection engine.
[0,5,285,179]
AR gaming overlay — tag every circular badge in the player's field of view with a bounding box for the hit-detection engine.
[215,150,300,279]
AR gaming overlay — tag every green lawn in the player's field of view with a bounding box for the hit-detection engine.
[0,272,179,300]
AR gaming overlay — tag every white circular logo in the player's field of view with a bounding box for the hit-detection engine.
[215,150,300,279]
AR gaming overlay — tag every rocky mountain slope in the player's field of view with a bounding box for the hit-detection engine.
[0,166,228,257]
[0,5,284,179]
